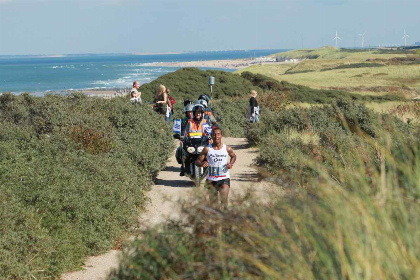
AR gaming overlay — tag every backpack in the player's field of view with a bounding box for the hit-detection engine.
[168,95,176,110]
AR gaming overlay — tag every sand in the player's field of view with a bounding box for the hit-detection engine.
[143,57,284,70]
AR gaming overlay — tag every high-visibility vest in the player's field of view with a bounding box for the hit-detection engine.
[187,119,207,138]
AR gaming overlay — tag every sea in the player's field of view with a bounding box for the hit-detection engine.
[0,49,286,95]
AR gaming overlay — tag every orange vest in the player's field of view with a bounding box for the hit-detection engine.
[187,119,207,138]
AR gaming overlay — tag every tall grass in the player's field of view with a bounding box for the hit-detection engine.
[109,101,419,279]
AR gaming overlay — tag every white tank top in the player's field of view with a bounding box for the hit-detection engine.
[206,144,230,181]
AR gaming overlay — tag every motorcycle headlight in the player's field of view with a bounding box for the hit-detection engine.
[187,147,196,153]
[197,146,204,153]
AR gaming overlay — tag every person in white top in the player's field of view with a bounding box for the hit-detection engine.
[196,125,236,210]
[130,81,142,103]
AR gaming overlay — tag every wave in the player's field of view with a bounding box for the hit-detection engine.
[48,65,76,69]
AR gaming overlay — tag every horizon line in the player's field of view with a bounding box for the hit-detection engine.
[0,48,288,58]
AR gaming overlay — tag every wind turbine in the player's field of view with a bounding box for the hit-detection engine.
[359,32,366,48]
[402,29,409,47]
[332,31,341,47]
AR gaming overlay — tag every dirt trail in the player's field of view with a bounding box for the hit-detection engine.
[62,137,276,280]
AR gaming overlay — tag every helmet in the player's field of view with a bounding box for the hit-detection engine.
[198,94,210,103]
[184,103,194,112]
[196,99,208,108]
[183,99,193,107]
[192,104,205,114]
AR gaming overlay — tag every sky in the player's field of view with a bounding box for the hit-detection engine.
[0,0,419,55]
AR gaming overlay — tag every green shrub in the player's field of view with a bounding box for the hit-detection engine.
[0,94,173,278]
[285,69,315,74]
[211,99,249,137]
[320,62,385,71]
[248,99,416,187]
[139,67,254,103]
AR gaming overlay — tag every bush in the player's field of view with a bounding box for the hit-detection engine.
[0,94,173,278]
[139,67,254,103]
[211,99,249,137]
[248,98,416,186]
[320,63,385,71]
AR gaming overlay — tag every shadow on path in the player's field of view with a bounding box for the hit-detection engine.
[155,178,195,188]
[232,172,264,183]
[229,143,249,150]
[164,166,181,172]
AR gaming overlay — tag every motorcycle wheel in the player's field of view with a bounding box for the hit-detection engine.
[194,164,201,187]
[194,165,208,187]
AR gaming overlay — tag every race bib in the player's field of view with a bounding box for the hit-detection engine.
[173,119,181,134]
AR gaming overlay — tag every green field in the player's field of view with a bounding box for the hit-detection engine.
[237,47,420,99]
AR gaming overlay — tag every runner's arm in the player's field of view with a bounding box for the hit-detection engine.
[226,146,236,169]
[196,147,209,168]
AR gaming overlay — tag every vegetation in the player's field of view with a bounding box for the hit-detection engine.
[137,67,256,137]
[3,48,419,279]
[238,47,420,98]
[139,67,253,113]
[110,98,420,279]
[0,93,173,279]
[240,71,402,104]
[320,62,385,71]
[271,46,417,60]
[109,58,419,279]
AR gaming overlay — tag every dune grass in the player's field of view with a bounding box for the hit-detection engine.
[270,46,415,60]
[238,47,420,98]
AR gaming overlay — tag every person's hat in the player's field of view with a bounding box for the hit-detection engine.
[211,124,222,132]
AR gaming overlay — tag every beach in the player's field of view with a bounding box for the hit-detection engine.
[144,57,287,70]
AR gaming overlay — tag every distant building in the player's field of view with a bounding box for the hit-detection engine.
[276,56,289,62]
[415,42,420,46]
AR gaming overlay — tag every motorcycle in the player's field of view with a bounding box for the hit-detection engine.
[174,133,209,187]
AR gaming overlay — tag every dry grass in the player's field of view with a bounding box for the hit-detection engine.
[237,62,419,98]
[366,101,420,124]
[270,46,413,60]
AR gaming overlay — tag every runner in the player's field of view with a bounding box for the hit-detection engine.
[196,125,236,210]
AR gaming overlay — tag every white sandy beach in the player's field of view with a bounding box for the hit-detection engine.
[144,57,286,70]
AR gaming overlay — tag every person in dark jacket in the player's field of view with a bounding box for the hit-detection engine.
[248,90,260,123]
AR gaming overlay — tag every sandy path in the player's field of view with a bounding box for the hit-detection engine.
[62,137,276,280]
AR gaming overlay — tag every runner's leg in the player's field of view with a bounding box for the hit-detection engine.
[206,180,219,207]
[219,184,230,210]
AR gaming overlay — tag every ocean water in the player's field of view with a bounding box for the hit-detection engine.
[0,49,286,94]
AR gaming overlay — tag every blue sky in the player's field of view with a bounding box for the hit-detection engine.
[0,0,419,55]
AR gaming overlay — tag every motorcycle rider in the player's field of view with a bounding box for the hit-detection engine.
[196,125,236,210]
[181,103,194,135]
[184,104,211,140]
[176,103,194,175]
[196,98,216,125]
[179,104,211,176]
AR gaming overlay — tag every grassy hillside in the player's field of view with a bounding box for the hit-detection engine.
[270,45,416,60]
[239,47,420,99]
[139,67,254,102]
